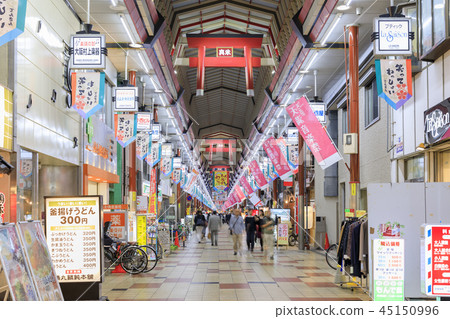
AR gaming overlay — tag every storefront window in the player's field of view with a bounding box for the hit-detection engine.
[365,79,379,128]
[405,155,425,182]
[420,0,449,57]
[437,149,450,182]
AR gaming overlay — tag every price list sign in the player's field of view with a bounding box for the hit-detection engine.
[373,238,404,301]
[423,225,450,296]
[45,196,102,283]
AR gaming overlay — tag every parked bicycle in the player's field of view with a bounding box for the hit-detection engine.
[325,243,338,270]
[288,232,298,246]
[104,242,148,274]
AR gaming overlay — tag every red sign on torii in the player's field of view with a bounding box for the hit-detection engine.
[186,34,264,97]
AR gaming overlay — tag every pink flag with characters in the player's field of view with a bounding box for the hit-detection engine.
[235,186,246,202]
[263,136,292,180]
[287,97,342,170]
[249,160,269,190]
[239,176,254,196]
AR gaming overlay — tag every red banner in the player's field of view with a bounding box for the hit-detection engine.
[263,136,292,180]
[148,168,157,216]
[249,160,269,190]
[239,176,254,196]
[287,97,342,169]
[235,186,246,202]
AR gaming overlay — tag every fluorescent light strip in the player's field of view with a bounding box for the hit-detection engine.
[304,51,319,72]
[320,13,343,46]
[292,75,304,91]
[119,14,135,45]
[110,0,118,6]
[138,51,149,73]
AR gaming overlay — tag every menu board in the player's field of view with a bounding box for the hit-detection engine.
[277,223,289,246]
[373,238,404,301]
[45,196,102,283]
[17,221,64,301]
[0,224,38,301]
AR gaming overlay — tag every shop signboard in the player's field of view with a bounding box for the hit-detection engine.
[287,97,342,170]
[263,136,292,180]
[136,132,151,160]
[272,209,291,223]
[287,128,298,144]
[161,157,173,176]
[127,211,136,242]
[112,87,138,112]
[17,221,64,301]
[104,211,126,241]
[146,143,162,167]
[213,170,229,192]
[70,34,106,69]
[114,113,137,147]
[424,98,450,145]
[142,180,150,197]
[287,145,299,167]
[137,195,148,212]
[148,167,157,217]
[217,47,233,57]
[310,103,326,123]
[173,157,182,168]
[136,214,147,246]
[44,196,102,283]
[0,85,13,150]
[151,123,161,141]
[172,169,182,184]
[375,59,412,110]
[0,0,27,47]
[277,223,289,245]
[422,224,450,296]
[373,18,412,56]
[373,238,405,301]
[71,72,106,119]
[136,113,152,131]
[0,223,39,300]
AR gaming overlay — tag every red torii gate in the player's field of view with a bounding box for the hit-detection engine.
[186,34,264,97]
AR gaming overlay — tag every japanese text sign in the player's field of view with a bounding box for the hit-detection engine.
[70,34,106,69]
[113,87,138,112]
[214,171,229,192]
[161,157,173,176]
[0,0,27,47]
[136,113,152,131]
[375,59,412,110]
[239,176,254,196]
[146,143,161,167]
[147,168,157,216]
[373,18,412,56]
[287,97,342,170]
[424,98,450,145]
[216,47,233,57]
[104,212,126,241]
[277,223,289,245]
[373,238,404,301]
[71,72,105,119]
[235,186,246,202]
[172,169,182,184]
[263,136,292,180]
[44,196,102,283]
[114,113,137,147]
[310,103,326,123]
[136,132,151,160]
[422,225,450,296]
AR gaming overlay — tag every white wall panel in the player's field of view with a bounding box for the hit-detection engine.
[427,57,444,106]
[402,93,415,156]
[414,71,428,148]
[392,105,404,159]
[444,51,450,98]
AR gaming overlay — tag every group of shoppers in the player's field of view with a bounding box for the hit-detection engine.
[192,208,276,260]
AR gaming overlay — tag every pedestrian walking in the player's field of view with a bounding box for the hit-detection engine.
[229,209,245,255]
[255,212,263,251]
[261,209,275,260]
[208,211,221,246]
[245,211,257,252]
[194,210,206,243]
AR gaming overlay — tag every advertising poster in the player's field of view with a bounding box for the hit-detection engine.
[104,212,126,240]
[213,171,229,192]
[277,223,289,245]
[287,97,342,170]
[136,215,147,246]
[148,168,158,217]
[17,221,64,301]
[71,72,106,119]
[114,113,137,147]
[373,238,405,301]
[45,196,102,283]
[263,136,292,180]
[0,0,27,47]
[0,224,38,301]
[422,225,450,296]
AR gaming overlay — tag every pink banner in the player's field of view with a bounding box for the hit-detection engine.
[263,136,292,180]
[239,176,254,196]
[249,160,269,189]
[287,97,342,169]
[235,186,246,202]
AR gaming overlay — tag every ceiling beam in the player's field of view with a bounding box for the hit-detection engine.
[198,123,245,136]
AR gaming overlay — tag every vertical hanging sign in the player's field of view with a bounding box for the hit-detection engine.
[161,144,173,176]
[136,132,151,160]
[249,160,269,190]
[70,34,106,69]
[172,169,182,184]
[213,171,229,192]
[239,176,254,196]
[0,0,27,47]
[287,97,342,170]
[375,59,412,110]
[114,113,137,147]
[263,136,292,180]
[71,72,106,119]
[148,168,157,217]
[146,143,161,167]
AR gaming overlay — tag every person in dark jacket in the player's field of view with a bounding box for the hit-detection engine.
[194,210,207,243]
[245,211,257,252]
[104,221,117,246]
[255,212,263,251]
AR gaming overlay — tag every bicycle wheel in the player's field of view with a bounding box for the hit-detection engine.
[325,244,338,270]
[104,249,115,270]
[120,246,148,274]
[140,245,158,273]
[288,235,297,246]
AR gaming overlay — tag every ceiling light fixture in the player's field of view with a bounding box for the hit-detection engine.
[292,75,304,91]
[320,13,343,46]
[138,51,149,73]
[118,13,136,46]
[337,0,352,11]
[304,51,319,72]
[110,0,117,6]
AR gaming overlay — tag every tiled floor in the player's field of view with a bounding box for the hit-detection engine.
[102,226,372,301]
